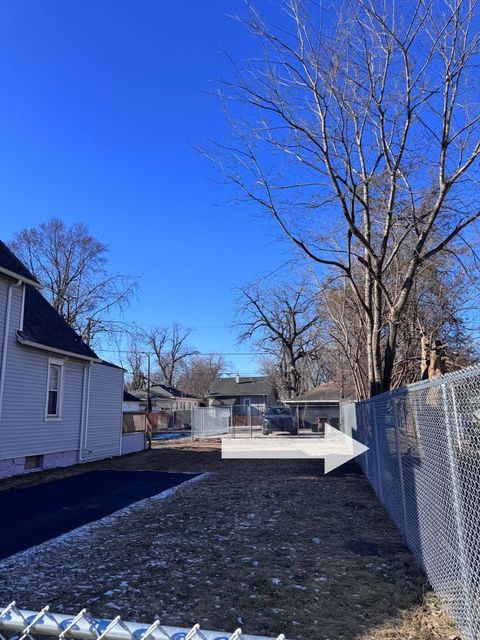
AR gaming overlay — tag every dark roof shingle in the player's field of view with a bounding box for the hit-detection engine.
[295,382,355,401]
[123,390,140,402]
[18,285,99,360]
[207,376,274,397]
[131,384,197,401]
[0,240,39,284]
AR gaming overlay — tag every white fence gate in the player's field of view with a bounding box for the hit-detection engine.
[191,407,231,439]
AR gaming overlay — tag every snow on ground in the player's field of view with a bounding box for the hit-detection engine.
[0,441,458,640]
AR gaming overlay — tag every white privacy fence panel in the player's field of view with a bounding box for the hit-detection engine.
[340,364,480,640]
[0,602,285,640]
[191,407,231,439]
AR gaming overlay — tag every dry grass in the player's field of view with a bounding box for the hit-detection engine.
[0,440,460,640]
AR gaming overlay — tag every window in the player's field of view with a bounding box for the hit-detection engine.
[241,398,251,408]
[46,360,64,418]
[25,455,43,470]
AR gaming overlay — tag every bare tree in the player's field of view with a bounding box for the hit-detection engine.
[10,218,136,345]
[125,327,148,391]
[237,280,321,397]
[322,247,478,396]
[145,323,198,387]
[212,0,480,396]
[176,354,229,399]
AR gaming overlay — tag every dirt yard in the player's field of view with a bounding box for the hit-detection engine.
[0,440,459,640]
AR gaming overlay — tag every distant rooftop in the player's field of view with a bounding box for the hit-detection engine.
[123,390,140,402]
[131,383,198,401]
[207,376,274,398]
[291,382,355,402]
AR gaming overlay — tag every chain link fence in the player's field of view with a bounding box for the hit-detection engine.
[191,407,232,439]
[0,602,285,640]
[191,407,269,439]
[340,363,480,640]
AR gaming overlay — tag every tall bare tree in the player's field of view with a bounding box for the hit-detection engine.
[125,327,148,391]
[322,248,478,397]
[10,218,136,345]
[237,280,321,397]
[145,323,198,387]
[213,0,480,396]
[176,354,229,399]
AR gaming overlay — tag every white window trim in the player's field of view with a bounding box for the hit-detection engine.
[45,357,65,421]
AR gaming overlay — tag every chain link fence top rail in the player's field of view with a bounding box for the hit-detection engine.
[0,603,285,640]
[340,363,480,640]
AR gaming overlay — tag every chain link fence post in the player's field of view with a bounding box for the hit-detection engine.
[371,400,383,501]
[442,383,475,630]
[392,396,408,542]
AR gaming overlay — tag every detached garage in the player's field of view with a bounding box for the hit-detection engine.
[285,382,355,430]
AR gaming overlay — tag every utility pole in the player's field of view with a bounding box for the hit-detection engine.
[146,353,152,412]
[146,353,152,449]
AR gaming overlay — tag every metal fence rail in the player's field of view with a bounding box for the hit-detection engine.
[340,363,480,640]
[0,602,285,640]
[191,407,231,439]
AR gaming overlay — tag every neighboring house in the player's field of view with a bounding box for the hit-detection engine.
[284,382,355,429]
[123,389,142,413]
[206,376,277,415]
[0,240,125,479]
[131,384,200,413]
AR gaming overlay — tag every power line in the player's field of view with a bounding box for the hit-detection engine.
[95,349,269,356]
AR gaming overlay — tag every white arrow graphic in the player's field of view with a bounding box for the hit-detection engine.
[221,425,369,473]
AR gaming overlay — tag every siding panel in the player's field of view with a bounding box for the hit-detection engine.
[83,363,123,461]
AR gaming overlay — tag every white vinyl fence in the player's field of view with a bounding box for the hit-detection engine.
[340,363,480,640]
[191,407,231,439]
[0,602,285,640]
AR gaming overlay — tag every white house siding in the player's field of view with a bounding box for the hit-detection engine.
[121,432,145,455]
[0,277,124,479]
[83,362,123,461]
[0,286,86,461]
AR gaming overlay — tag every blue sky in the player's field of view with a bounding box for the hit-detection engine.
[0,0,295,375]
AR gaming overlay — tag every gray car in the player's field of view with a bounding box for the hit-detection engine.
[262,406,298,435]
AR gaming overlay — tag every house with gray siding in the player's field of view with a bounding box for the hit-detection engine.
[0,241,125,479]
[206,376,277,415]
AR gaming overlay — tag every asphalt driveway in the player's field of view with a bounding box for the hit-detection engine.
[0,470,198,560]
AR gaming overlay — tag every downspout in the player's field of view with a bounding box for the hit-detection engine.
[78,364,90,462]
[79,363,91,460]
[0,280,22,422]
